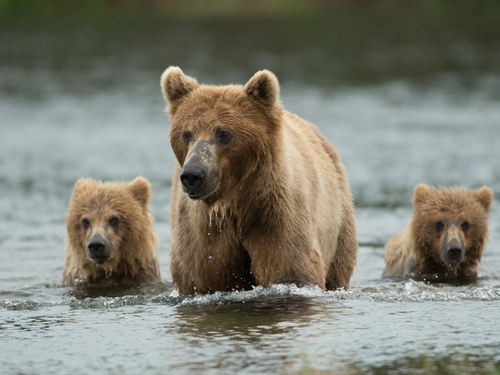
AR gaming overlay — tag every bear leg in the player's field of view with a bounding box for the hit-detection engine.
[325,209,357,290]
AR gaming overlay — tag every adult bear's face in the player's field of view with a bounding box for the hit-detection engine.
[170,96,269,204]
[162,67,282,205]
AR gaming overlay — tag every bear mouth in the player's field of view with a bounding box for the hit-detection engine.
[186,192,207,200]
[91,255,110,264]
[446,258,461,267]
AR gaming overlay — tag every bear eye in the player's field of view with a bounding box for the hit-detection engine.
[81,219,90,230]
[461,221,470,232]
[109,216,120,228]
[182,131,192,145]
[434,221,444,233]
[217,130,233,145]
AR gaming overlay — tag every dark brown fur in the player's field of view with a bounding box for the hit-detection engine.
[161,67,357,294]
[383,184,492,277]
[63,177,161,284]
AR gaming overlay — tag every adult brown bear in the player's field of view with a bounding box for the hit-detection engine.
[161,67,357,294]
[382,184,492,277]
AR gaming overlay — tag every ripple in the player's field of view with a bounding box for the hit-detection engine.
[67,295,154,309]
[0,299,52,311]
[3,281,500,311]
[338,280,500,302]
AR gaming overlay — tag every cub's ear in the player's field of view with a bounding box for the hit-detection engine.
[244,70,280,108]
[73,178,94,195]
[129,176,151,206]
[472,186,493,212]
[413,184,431,205]
[160,66,199,115]
[74,178,88,191]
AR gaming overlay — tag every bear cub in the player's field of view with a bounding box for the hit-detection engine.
[63,177,161,284]
[383,184,492,277]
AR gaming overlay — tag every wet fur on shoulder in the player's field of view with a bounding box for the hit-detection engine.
[63,177,161,284]
[161,67,357,294]
[383,184,492,277]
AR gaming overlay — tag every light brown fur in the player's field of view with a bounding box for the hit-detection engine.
[383,184,492,277]
[161,67,357,294]
[62,177,161,284]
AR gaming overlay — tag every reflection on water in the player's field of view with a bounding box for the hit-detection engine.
[1,13,500,375]
[172,298,319,341]
[166,287,353,375]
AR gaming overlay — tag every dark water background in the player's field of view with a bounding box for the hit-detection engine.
[1,13,500,374]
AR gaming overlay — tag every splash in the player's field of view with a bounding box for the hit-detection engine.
[339,279,500,303]
[177,284,328,307]
[3,280,500,312]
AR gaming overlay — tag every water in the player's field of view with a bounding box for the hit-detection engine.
[1,15,500,374]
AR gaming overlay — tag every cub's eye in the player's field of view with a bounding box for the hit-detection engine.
[182,131,192,145]
[461,221,470,232]
[81,219,90,230]
[109,216,120,228]
[217,130,233,145]
[434,221,444,233]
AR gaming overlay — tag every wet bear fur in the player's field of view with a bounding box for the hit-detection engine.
[161,66,357,295]
[383,184,492,277]
[63,177,161,284]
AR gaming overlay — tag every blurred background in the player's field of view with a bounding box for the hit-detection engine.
[1,1,500,374]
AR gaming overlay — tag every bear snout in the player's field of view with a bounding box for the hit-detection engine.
[180,166,207,192]
[180,140,219,200]
[442,239,464,266]
[87,236,109,263]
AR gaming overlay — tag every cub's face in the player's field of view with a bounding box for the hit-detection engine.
[66,177,150,269]
[80,208,123,265]
[412,184,492,270]
[427,213,472,267]
[161,67,280,204]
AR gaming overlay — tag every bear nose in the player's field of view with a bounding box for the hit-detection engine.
[180,166,207,191]
[87,238,106,254]
[447,247,462,260]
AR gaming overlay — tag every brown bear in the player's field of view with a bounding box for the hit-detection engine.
[382,184,492,277]
[160,66,358,295]
[62,177,161,284]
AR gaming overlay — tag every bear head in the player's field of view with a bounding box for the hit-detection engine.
[161,66,282,205]
[66,177,151,272]
[411,184,492,273]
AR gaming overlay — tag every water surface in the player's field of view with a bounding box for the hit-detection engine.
[1,15,500,374]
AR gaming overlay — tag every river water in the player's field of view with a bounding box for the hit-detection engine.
[1,15,500,374]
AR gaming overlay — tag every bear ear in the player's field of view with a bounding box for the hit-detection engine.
[73,178,93,194]
[472,186,493,212]
[74,178,87,191]
[160,66,199,115]
[413,184,431,205]
[128,176,151,206]
[244,70,280,108]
